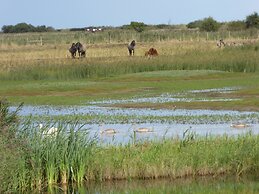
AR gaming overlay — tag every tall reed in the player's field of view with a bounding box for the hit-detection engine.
[12,119,97,191]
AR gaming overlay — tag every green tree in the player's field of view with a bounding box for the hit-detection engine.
[187,20,203,29]
[200,17,220,32]
[245,12,259,28]
[1,23,55,33]
[226,21,246,31]
[1,25,14,33]
[14,23,35,33]
[130,21,146,32]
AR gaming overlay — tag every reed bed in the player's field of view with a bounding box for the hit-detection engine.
[1,119,259,192]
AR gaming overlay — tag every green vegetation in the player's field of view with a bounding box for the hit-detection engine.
[1,12,258,34]
[1,70,259,110]
[0,100,25,193]
[129,21,146,32]
[1,22,54,33]
[200,17,220,32]
[1,112,259,192]
[1,16,259,193]
[245,12,259,29]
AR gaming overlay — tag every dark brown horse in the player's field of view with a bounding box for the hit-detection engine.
[69,43,77,58]
[75,42,86,57]
[69,42,86,58]
[128,40,136,56]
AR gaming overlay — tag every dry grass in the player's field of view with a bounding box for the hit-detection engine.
[0,40,218,68]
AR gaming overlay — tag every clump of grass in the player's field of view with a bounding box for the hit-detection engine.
[86,132,259,181]
[16,120,98,190]
[0,99,26,193]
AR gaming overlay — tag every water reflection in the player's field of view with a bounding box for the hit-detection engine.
[46,176,259,194]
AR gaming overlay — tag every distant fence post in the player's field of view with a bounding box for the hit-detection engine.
[40,37,43,46]
[108,32,111,43]
[26,37,43,46]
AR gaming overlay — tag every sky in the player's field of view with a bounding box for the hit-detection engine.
[1,0,259,29]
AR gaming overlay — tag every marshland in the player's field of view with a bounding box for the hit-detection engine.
[1,27,259,193]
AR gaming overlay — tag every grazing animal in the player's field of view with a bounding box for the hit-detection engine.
[75,42,86,57]
[217,39,226,48]
[217,39,244,48]
[68,42,86,58]
[145,47,159,57]
[128,40,136,56]
[69,43,77,58]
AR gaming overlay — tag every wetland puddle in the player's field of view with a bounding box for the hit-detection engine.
[13,104,259,145]
[13,105,255,118]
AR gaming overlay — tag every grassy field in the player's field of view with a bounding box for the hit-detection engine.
[1,70,259,110]
[0,31,259,110]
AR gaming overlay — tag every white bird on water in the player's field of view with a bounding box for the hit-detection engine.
[230,123,249,128]
[99,124,117,135]
[39,124,58,136]
[134,127,154,133]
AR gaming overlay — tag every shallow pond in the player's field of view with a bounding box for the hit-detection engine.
[12,105,257,118]
[87,122,259,145]
[13,105,259,145]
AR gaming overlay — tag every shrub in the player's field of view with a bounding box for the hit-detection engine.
[246,12,259,29]
[200,17,220,32]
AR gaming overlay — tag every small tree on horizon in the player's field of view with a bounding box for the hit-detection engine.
[130,21,146,32]
[200,17,220,32]
[245,12,259,28]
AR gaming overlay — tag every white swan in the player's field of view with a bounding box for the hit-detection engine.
[99,124,117,135]
[39,124,58,136]
[230,123,249,128]
[134,127,154,133]
[100,128,117,135]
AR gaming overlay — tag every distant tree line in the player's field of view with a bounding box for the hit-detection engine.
[187,12,259,32]
[1,23,55,33]
[1,12,259,33]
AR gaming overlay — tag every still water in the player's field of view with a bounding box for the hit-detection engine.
[46,176,259,194]
[13,105,259,145]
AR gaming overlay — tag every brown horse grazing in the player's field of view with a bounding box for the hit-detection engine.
[145,48,159,57]
[128,40,136,56]
[69,42,86,58]
[75,42,86,57]
[69,43,77,58]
